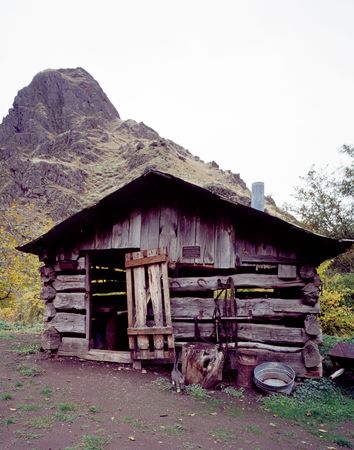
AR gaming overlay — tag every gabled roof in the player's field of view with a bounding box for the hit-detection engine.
[18,169,352,260]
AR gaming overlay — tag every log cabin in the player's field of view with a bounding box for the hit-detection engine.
[18,169,352,383]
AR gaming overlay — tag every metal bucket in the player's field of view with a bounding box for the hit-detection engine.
[253,362,295,395]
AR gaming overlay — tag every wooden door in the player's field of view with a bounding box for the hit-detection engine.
[125,248,175,360]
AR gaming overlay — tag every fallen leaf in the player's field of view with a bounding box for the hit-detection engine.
[128,436,135,441]
[269,423,276,427]
[319,429,328,433]
[9,408,16,411]
[210,412,217,416]
[188,413,196,416]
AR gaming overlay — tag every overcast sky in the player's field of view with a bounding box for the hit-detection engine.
[1,0,353,206]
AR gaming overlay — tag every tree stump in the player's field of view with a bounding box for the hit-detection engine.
[181,343,224,389]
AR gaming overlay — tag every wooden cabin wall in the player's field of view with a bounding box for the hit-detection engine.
[39,188,324,378]
[75,198,237,269]
[168,271,323,378]
[40,255,89,356]
[74,194,305,270]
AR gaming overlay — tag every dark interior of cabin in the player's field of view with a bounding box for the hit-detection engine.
[90,250,130,351]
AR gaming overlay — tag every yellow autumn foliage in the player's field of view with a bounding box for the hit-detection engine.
[318,261,354,337]
[0,204,51,324]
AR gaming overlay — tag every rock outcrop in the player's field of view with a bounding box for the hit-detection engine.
[0,67,278,228]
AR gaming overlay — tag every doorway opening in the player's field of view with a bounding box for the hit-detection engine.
[89,250,134,351]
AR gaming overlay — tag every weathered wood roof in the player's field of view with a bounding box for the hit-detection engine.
[18,169,352,260]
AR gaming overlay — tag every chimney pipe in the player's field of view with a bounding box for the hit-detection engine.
[251,182,264,212]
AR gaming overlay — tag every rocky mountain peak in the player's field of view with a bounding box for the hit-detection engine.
[0,68,119,142]
[0,68,282,227]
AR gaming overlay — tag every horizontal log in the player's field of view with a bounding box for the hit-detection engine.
[303,341,322,368]
[41,326,60,350]
[53,293,86,311]
[173,322,213,339]
[238,323,307,345]
[82,350,132,364]
[172,321,311,345]
[171,297,215,319]
[50,312,86,334]
[169,274,305,292]
[44,302,56,321]
[58,337,88,356]
[304,314,322,336]
[54,260,86,273]
[170,297,320,320]
[41,285,56,302]
[53,274,86,292]
[40,266,56,281]
[237,342,303,352]
[242,255,298,264]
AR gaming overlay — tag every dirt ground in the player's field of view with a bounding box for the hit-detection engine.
[0,332,350,450]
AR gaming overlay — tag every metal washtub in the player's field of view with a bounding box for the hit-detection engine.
[253,362,295,394]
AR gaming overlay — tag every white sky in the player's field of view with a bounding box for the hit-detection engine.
[1,0,354,206]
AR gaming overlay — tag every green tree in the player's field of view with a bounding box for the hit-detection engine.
[0,204,51,323]
[290,146,353,336]
[291,145,353,239]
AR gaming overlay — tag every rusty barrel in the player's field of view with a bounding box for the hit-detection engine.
[236,349,258,388]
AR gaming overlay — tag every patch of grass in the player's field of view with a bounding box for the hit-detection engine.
[152,376,172,391]
[54,411,78,423]
[263,378,354,427]
[66,434,109,450]
[0,320,42,334]
[13,343,40,354]
[28,415,54,429]
[56,402,77,412]
[40,386,53,397]
[225,405,244,418]
[16,430,42,442]
[210,427,235,442]
[121,415,156,433]
[247,424,262,435]
[330,434,353,448]
[17,402,42,412]
[88,405,98,413]
[161,423,186,435]
[222,386,245,398]
[14,381,23,389]
[3,416,16,426]
[54,403,79,423]
[17,364,42,377]
[186,384,210,400]
[1,393,13,400]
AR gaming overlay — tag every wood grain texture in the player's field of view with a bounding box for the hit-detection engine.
[58,337,88,355]
[278,264,297,279]
[140,206,160,250]
[53,275,86,292]
[169,274,305,291]
[112,218,130,248]
[159,206,178,261]
[214,215,236,268]
[53,293,86,310]
[195,212,215,264]
[50,312,86,334]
